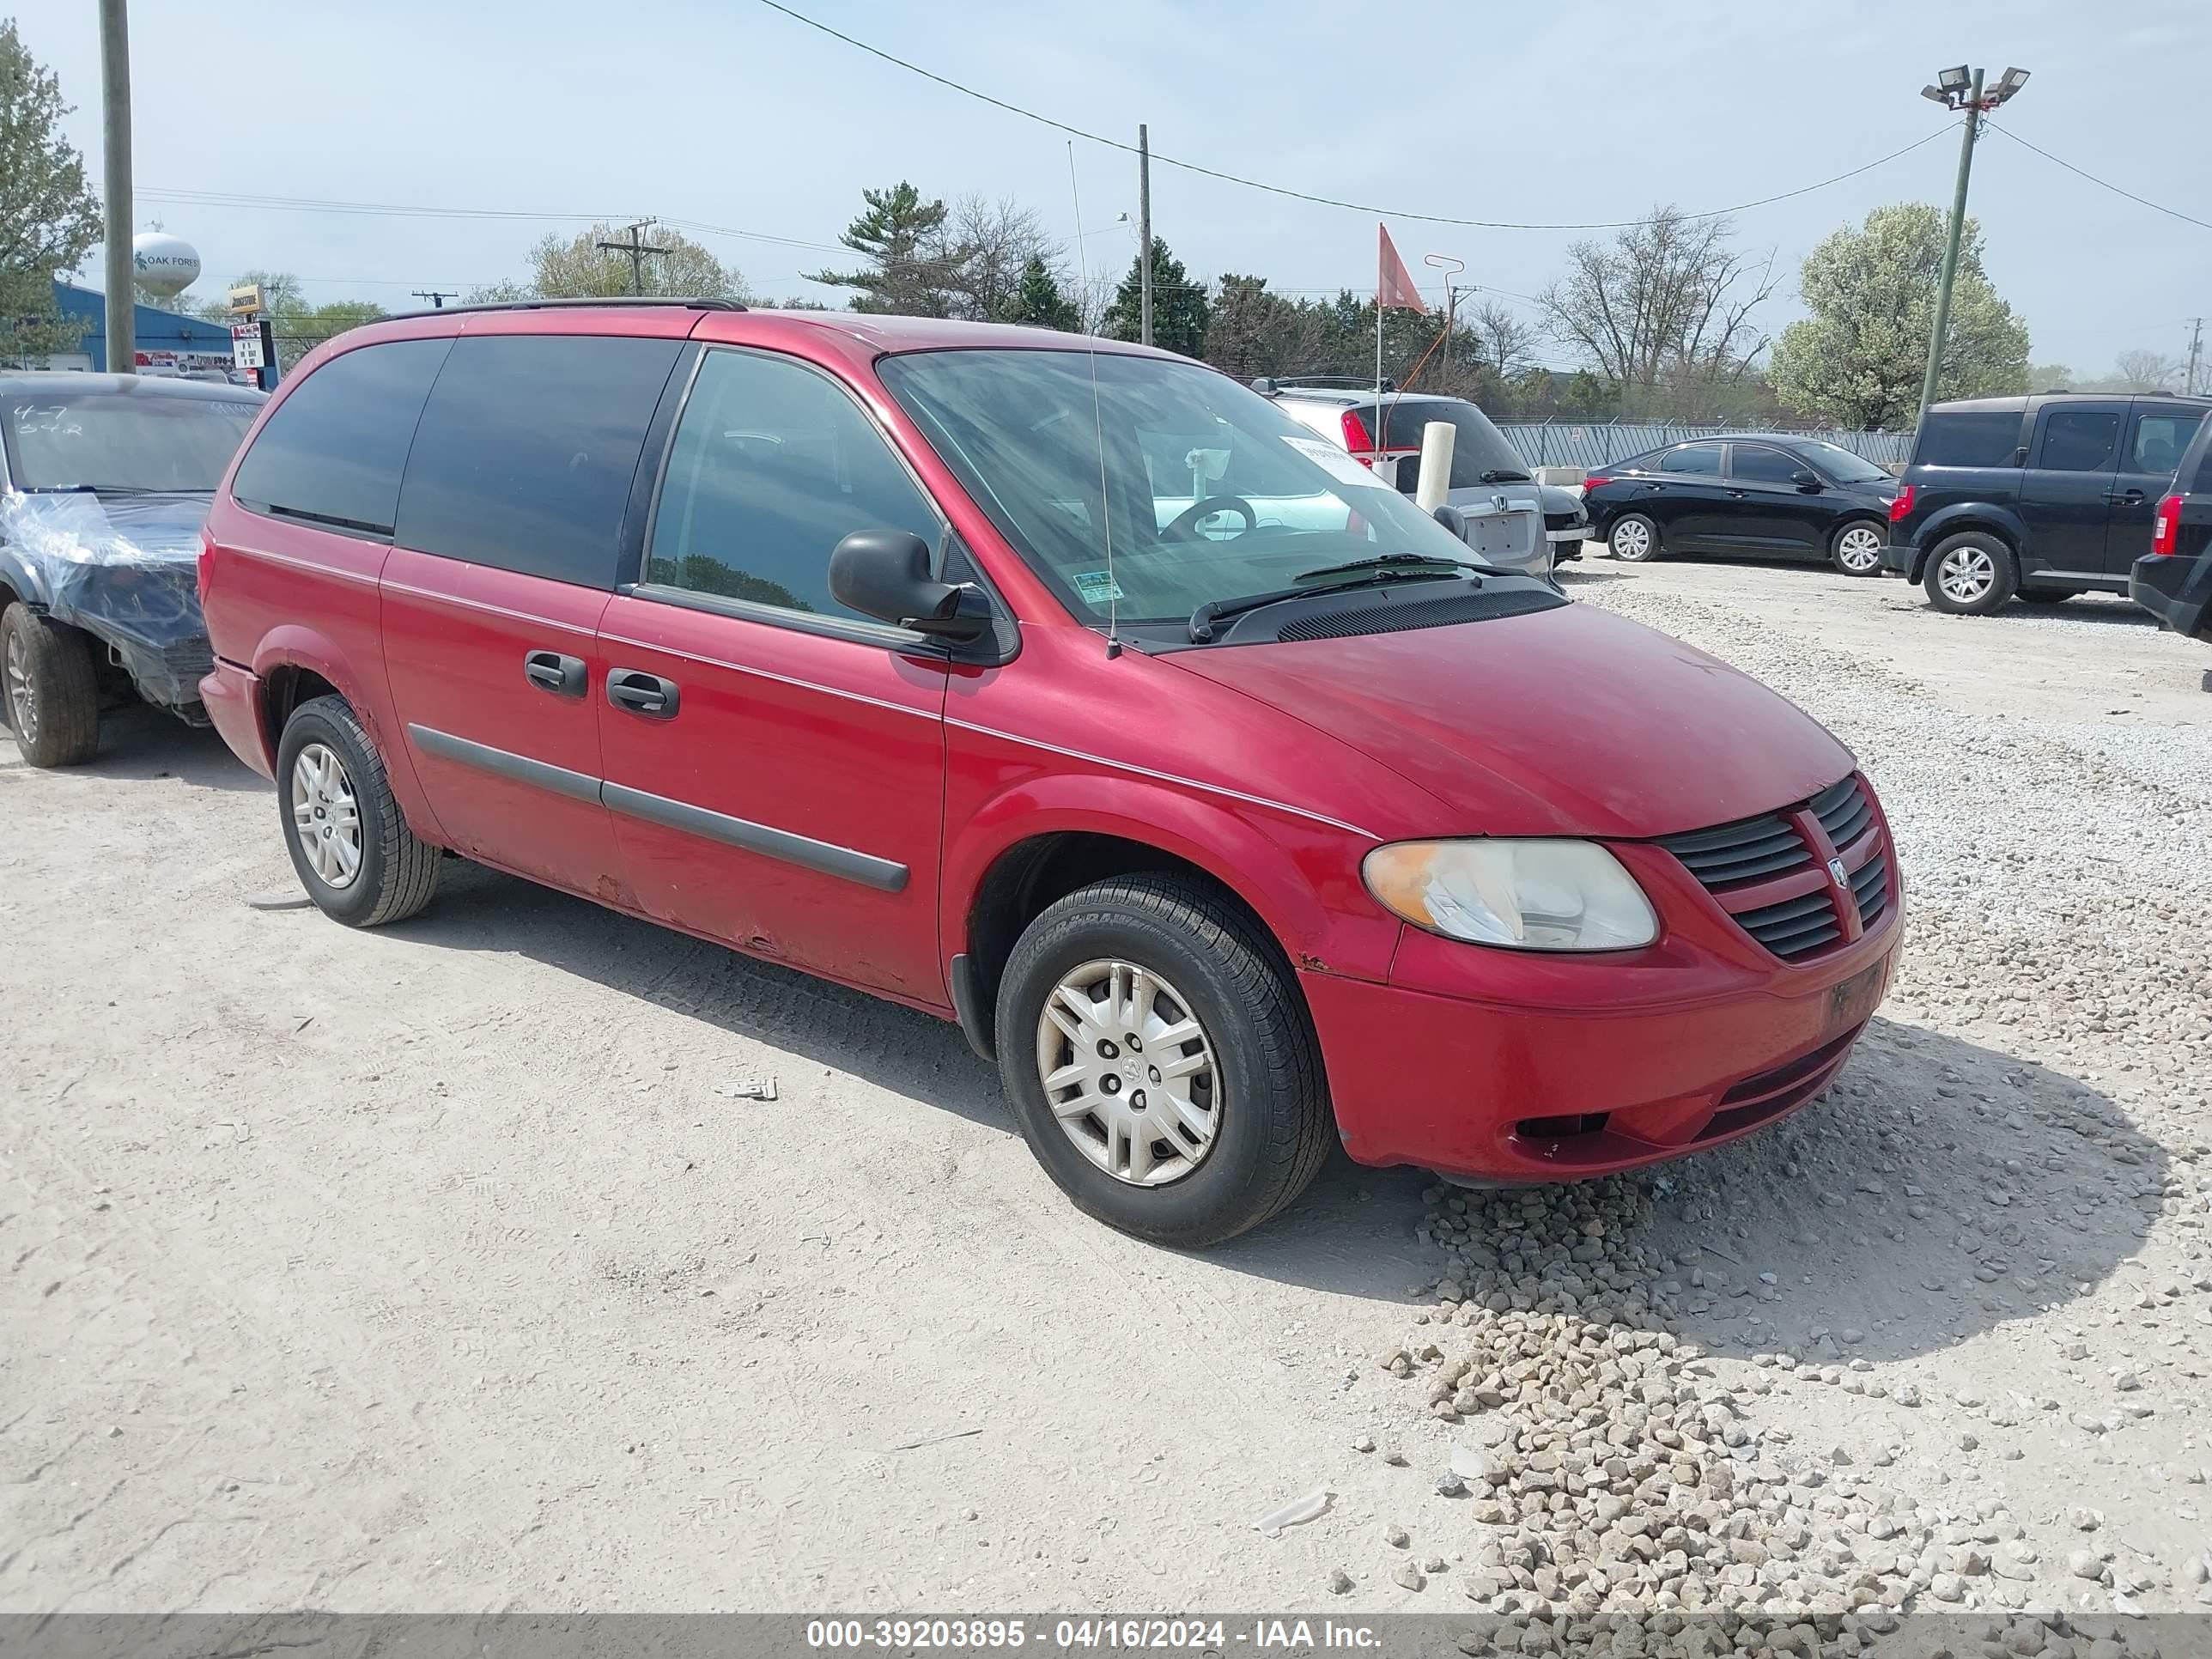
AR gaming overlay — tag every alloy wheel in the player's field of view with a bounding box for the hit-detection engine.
[1835,524,1884,573]
[1034,958,1220,1187]
[1611,519,1651,560]
[290,742,364,890]
[1938,546,1996,605]
[4,630,36,745]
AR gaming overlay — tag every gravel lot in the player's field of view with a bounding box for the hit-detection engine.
[3,556,2209,1644]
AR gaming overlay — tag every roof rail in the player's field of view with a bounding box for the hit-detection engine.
[386,295,748,322]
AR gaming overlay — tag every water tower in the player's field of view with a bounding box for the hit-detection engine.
[131,231,202,300]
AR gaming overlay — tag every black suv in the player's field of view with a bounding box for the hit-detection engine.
[2130,408,2212,643]
[1881,392,2209,613]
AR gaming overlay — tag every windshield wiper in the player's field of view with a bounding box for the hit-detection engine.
[1479,468,1533,483]
[1190,556,1484,642]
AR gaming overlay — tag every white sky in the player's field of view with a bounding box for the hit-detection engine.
[17,0,2209,382]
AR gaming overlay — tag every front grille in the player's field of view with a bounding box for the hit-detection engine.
[1273,587,1564,642]
[1657,772,1892,963]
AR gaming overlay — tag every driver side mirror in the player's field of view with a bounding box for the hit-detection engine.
[1791,469,1822,491]
[828,530,993,643]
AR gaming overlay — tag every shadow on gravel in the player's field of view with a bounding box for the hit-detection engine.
[0,702,264,793]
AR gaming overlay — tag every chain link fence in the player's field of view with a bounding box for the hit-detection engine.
[1498,422,1911,472]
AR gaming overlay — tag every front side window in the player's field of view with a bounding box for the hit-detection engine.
[1729,444,1804,485]
[2131,411,2203,477]
[394,335,684,586]
[1659,443,1722,476]
[231,339,452,534]
[6,390,258,493]
[2035,409,2122,472]
[879,349,1489,632]
[645,350,944,623]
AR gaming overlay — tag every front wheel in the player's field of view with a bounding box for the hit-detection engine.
[2,602,100,769]
[1923,532,2017,615]
[1607,513,1661,562]
[276,694,441,927]
[1829,520,1887,577]
[995,873,1332,1247]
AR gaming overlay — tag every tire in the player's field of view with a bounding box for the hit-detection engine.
[2017,590,2074,606]
[2,602,100,768]
[1828,520,1887,578]
[276,694,441,927]
[1607,513,1660,562]
[994,873,1332,1248]
[1923,531,2017,615]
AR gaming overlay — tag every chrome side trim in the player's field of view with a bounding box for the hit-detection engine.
[405,723,603,805]
[602,781,908,892]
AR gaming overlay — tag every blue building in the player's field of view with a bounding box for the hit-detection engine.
[48,280,241,375]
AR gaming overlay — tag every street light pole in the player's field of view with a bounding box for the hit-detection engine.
[97,0,134,375]
[1914,64,2027,428]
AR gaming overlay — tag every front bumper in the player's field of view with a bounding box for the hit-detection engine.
[1304,879,1901,1182]
[50,562,214,712]
[2130,551,2210,640]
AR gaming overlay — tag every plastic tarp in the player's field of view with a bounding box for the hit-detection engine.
[0,489,213,710]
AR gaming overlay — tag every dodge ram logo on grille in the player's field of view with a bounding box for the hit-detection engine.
[1826,856,1849,891]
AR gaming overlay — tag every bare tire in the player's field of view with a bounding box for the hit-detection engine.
[1828,520,1886,577]
[995,873,1332,1248]
[2,602,100,768]
[1923,531,2017,615]
[276,694,441,927]
[1607,513,1660,562]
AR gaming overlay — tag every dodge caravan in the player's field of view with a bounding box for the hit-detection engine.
[198,301,1902,1246]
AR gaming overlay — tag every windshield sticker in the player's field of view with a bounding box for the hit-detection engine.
[1071,569,1127,605]
[1281,434,1393,490]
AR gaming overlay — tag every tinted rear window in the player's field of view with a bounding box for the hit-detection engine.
[2196,422,2212,495]
[230,339,452,534]
[1361,400,1528,485]
[1660,442,1723,475]
[394,335,684,588]
[1915,410,2024,468]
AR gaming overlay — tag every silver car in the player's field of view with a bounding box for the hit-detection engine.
[1252,379,1554,580]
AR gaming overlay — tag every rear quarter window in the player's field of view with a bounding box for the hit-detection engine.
[393,335,684,588]
[1914,410,2025,469]
[229,338,453,535]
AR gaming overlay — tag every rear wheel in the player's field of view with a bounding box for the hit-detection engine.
[995,873,1331,1247]
[276,695,441,927]
[2,602,100,768]
[1828,520,1886,577]
[1923,531,2017,615]
[1607,513,1660,562]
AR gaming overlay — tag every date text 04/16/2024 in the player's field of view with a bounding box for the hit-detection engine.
[803,1619,1382,1650]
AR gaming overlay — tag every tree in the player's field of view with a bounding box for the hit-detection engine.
[809,182,957,316]
[1540,207,1777,417]
[1768,204,2029,428]
[1000,256,1079,331]
[1203,274,1327,379]
[2027,362,2075,392]
[271,299,387,366]
[1468,300,1538,379]
[480,224,746,301]
[0,20,101,362]
[2112,349,2184,392]
[1102,238,1207,358]
[943,195,1060,323]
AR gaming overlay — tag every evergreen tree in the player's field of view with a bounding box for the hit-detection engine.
[999,256,1079,331]
[1103,239,1208,359]
[0,21,101,363]
[808,182,957,317]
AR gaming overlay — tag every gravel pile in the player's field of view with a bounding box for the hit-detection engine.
[1344,581,2212,1656]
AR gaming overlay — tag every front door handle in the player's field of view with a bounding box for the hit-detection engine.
[1726,489,1747,498]
[524,650,587,698]
[2104,489,2146,502]
[607,667,680,720]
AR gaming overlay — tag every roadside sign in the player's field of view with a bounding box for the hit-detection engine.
[228,283,264,316]
[230,324,266,371]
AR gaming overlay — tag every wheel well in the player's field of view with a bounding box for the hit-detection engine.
[1930,519,2016,552]
[261,665,340,753]
[963,832,1292,1031]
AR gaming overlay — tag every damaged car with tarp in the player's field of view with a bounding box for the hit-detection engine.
[1,373,262,767]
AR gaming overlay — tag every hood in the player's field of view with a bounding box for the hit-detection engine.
[1164,598,1854,839]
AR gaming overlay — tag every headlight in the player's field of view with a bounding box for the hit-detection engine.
[1361,839,1658,951]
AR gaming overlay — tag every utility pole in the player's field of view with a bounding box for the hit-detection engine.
[97,0,134,374]
[1425,253,1466,378]
[2187,318,2204,398]
[1137,125,1152,348]
[411,289,458,310]
[597,220,670,296]
[1915,64,2029,428]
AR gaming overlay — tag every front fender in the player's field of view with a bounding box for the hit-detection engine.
[0,544,50,608]
[1907,503,2029,581]
[941,772,1402,986]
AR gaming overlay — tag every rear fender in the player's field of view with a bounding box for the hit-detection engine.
[249,623,444,841]
[1909,503,2029,581]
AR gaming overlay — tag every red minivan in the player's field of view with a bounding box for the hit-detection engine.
[199,301,1901,1246]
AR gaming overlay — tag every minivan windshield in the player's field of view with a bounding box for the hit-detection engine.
[5,390,258,492]
[879,349,1493,629]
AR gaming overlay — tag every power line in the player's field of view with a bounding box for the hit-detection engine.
[1982,122,2212,233]
[752,0,1951,231]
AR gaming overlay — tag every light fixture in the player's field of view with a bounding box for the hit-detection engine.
[1994,65,2031,100]
[1921,84,1949,103]
[1937,64,1971,91]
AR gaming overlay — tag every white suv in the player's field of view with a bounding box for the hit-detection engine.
[1252,380,1560,580]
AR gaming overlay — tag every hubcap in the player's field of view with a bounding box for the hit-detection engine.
[290,743,364,890]
[1939,547,1995,604]
[1035,959,1220,1188]
[1837,526,1883,571]
[4,631,36,744]
[1612,520,1650,560]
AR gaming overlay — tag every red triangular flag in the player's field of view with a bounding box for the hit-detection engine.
[1377,224,1423,313]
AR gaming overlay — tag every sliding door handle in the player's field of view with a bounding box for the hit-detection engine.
[607,667,681,720]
